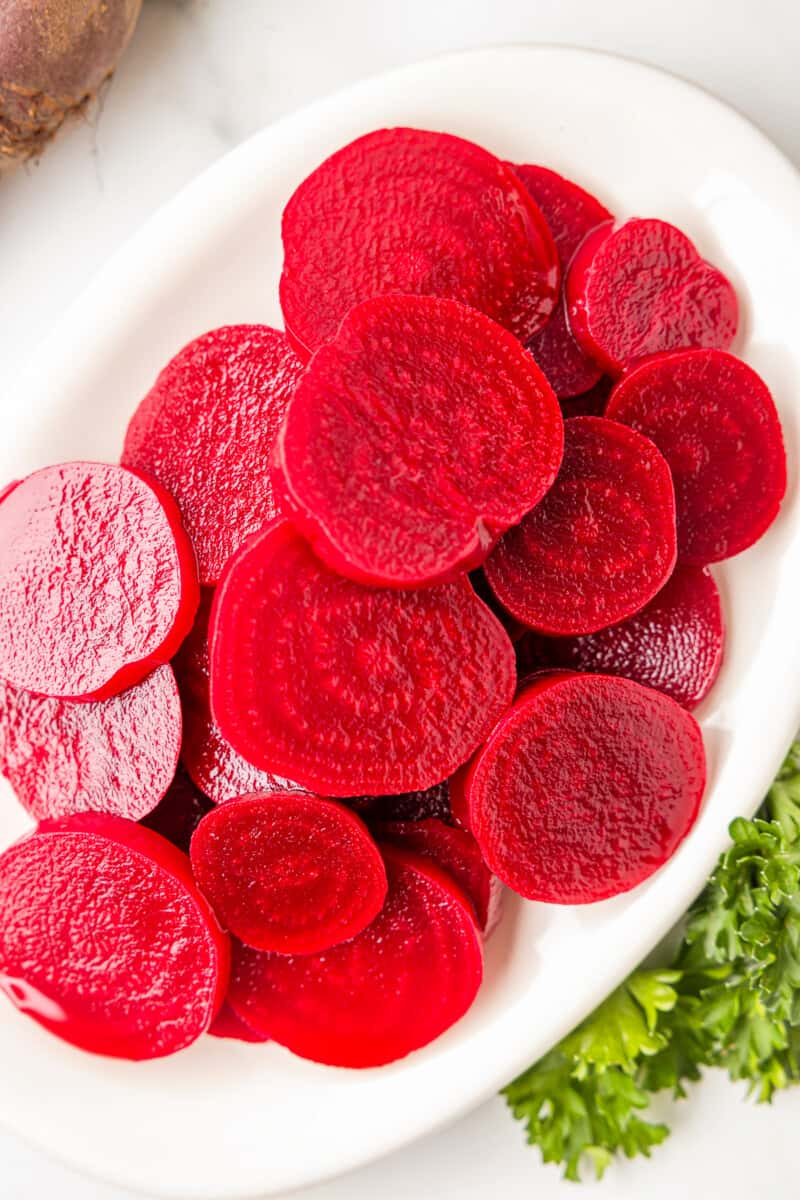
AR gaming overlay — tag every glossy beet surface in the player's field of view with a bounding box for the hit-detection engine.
[273,295,563,587]
[0,462,198,700]
[516,165,612,397]
[566,218,738,373]
[279,127,559,357]
[190,793,388,954]
[229,844,483,1067]
[122,326,304,585]
[209,520,516,796]
[140,762,214,854]
[606,349,786,563]
[462,673,706,903]
[0,815,229,1059]
[0,665,181,822]
[485,417,676,635]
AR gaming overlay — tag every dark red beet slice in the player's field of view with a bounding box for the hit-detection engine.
[0,814,229,1059]
[516,566,724,710]
[484,417,676,635]
[0,665,181,823]
[210,520,516,796]
[360,781,454,824]
[605,349,786,563]
[229,844,482,1067]
[469,570,526,643]
[174,589,300,802]
[190,792,387,954]
[121,326,304,586]
[208,1001,269,1043]
[559,375,613,420]
[515,165,612,398]
[279,127,559,358]
[566,218,738,374]
[141,762,214,854]
[273,295,563,587]
[461,673,705,903]
[0,462,198,700]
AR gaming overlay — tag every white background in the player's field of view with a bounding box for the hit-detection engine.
[3,1,800,1197]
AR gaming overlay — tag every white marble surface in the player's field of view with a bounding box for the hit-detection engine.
[2,1,800,1197]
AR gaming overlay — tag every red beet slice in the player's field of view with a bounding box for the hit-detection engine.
[210,520,516,796]
[273,295,563,587]
[141,761,214,854]
[279,127,559,358]
[229,844,482,1067]
[559,375,613,420]
[208,1001,269,1043]
[484,417,676,635]
[0,665,181,823]
[469,570,526,643]
[516,566,724,710]
[190,792,388,954]
[0,814,229,1059]
[605,349,786,563]
[516,165,612,398]
[360,782,454,824]
[566,218,738,374]
[121,326,304,586]
[461,673,705,903]
[0,462,198,700]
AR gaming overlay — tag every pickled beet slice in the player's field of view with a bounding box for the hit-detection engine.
[484,417,676,635]
[605,349,786,563]
[0,814,229,1059]
[566,218,738,374]
[0,665,181,823]
[210,520,516,796]
[516,165,612,398]
[121,326,304,586]
[141,762,213,854]
[273,295,563,587]
[229,844,482,1067]
[190,792,388,954]
[279,127,559,358]
[362,782,453,824]
[515,566,724,709]
[460,673,705,903]
[469,570,527,643]
[0,462,198,700]
[208,1002,269,1043]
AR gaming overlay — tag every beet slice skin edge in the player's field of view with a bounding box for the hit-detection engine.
[0,462,198,700]
[0,815,229,1059]
[229,843,483,1067]
[209,519,516,796]
[274,294,564,587]
[279,126,559,357]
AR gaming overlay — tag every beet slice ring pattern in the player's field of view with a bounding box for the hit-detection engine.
[0,664,182,822]
[605,349,786,563]
[273,294,564,587]
[121,326,304,585]
[516,566,724,710]
[209,520,516,796]
[229,843,483,1067]
[566,218,738,373]
[279,126,560,357]
[0,815,229,1059]
[460,673,706,904]
[190,793,388,955]
[0,462,198,700]
[484,417,677,635]
[515,164,612,398]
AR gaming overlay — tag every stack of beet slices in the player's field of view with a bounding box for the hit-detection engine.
[0,126,787,1069]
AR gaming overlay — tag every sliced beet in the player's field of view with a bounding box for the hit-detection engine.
[190,792,388,954]
[461,673,705,903]
[566,218,738,373]
[279,127,559,358]
[515,165,612,398]
[208,1001,269,1043]
[484,417,676,635]
[469,570,527,643]
[273,294,563,587]
[229,843,482,1067]
[605,349,786,563]
[141,761,214,854]
[0,462,198,700]
[209,520,516,796]
[0,664,181,823]
[559,375,613,420]
[121,326,304,586]
[516,566,724,710]
[361,781,454,824]
[0,814,229,1059]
